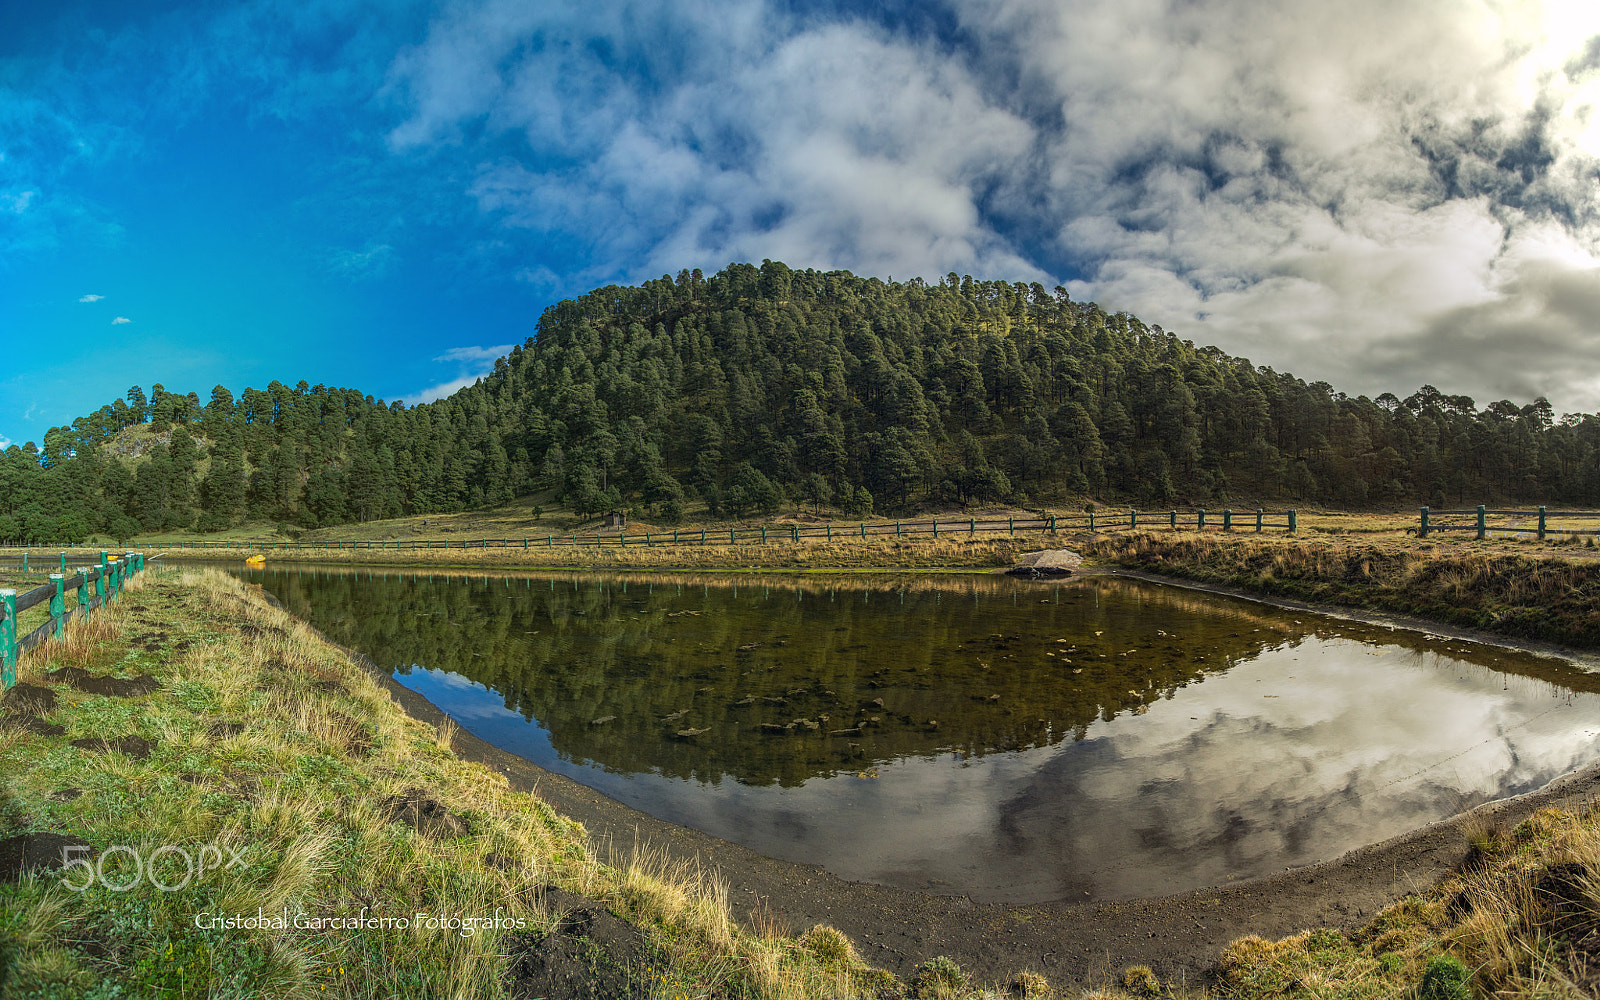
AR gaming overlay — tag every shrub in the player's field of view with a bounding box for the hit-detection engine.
[1418,954,1471,1000]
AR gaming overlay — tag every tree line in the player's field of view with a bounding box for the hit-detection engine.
[3,260,1597,542]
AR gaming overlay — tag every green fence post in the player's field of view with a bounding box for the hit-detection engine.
[59,552,66,574]
[1477,504,1487,540]
[1130,508,1137,529]
[763,526,768,544]
[1048,516,1056,533]
[1198,509,1206,531]
[895,522,901,538]
[1256,509,1263,532]
[701,528,707,544]
[1289,510,1298,533]
[21,553,27,573]
[932,520,939,538]
[1089,510,1095,531]
[1419,507,1429,538]
[672,531,678,544]
[1170,510,1177,529]
[1,590,15,689]
[524,537,529,550]
[731,529,736,545]
[1008,517,1014,535]
[1223,509,1232,532]
[97,552,107,607]
[969,518,975,535]
[860,522,866,538]
[1538,506,1547,540]
[621,533,626,547]
[77,568,90,625]
[827,524,832,540]
[49,574,65,640]
[791,525,798,542]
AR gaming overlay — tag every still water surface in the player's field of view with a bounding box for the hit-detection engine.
[244,566,1600,903]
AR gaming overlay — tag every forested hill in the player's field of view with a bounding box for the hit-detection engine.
[4,261,1597,542]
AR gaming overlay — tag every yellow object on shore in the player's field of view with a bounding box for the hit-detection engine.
[244,555,266,565]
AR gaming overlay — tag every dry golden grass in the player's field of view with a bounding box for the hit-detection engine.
[1220,803,1600,999]
[1085,530,1600,649]
[154,532,1060,571]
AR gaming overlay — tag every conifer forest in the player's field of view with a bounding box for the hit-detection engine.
[3,261,1591,542]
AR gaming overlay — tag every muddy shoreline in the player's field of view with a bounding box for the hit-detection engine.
[270,573,1600,992]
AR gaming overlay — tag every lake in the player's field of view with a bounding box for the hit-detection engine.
[242,566,1600,904]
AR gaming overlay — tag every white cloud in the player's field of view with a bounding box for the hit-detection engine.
[403,375,481,406]
[956,0,1600,409]
[433,344,512,364]
[329,243,396,278]
[0,435,12,450]
[404,343,516,405]
[78,293,103,303]
[391,0,1048,286]
[2,189,36,213]
[110,316,130,325]
[386,0,1600,412]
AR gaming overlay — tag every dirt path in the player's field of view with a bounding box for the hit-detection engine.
[278,564,1600,993]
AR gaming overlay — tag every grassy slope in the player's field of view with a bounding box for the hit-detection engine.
[1084,531,1600,650]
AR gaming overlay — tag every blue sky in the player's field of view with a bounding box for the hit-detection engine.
[8,0,1600,449]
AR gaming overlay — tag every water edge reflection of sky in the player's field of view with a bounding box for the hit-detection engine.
[246,567,1600,904]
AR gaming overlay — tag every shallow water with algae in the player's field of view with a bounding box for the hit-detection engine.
[242,566,1600,904]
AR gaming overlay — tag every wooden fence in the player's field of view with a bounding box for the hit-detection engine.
[1419,506,1600,539]
[0,509,1298,554]
[0,551,151,690]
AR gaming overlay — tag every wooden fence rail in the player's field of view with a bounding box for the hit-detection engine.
[1419,506,1600,540]
[0,509,1297,556]
[0,551,151,690]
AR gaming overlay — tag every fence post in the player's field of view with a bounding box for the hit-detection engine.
[763,526,768,544]
[860,522,866,539]
[1198,509,1206,531]
[621,533,626,547]
[49,574,65,639]
[1256,509,1263,532]
[895,522,901,538]
[827,524,832,540]
[791,525,798,542]
[1130,508,1137,529]
[1538,506,1547,540]
[701,528,707,544]
[932,520,938,538]
[77,569,90,624]
[1420,508,1429,538]
[1089,511,1095,531]
[731,529,736,545]
[1008,517,1014,535]
[1,590,15,689]
[1170,510,1177,529]
[1289,510,1298,533]
[97,552,108,607]
[1223,509,1232,532]
[672,531,678,544]
[21,553,27,573]
[1477,504,1486,540]
[969,518,975,536]
[1049,516,1056,533]
[59,552,66,574]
